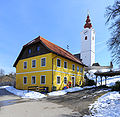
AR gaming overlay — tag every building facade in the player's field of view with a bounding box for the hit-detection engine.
[81,15,95,66]
[13,36,85,92]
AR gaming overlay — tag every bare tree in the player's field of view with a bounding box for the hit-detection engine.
[0,69,5,77]
[105,1,120,63]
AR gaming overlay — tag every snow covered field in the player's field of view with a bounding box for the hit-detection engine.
[84,91,120,117]
[85,69,120,117]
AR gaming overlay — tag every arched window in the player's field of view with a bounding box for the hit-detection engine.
[85,36,87,40]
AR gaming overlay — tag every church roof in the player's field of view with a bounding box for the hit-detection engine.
[13,36,85,67]
[84,15,92,29]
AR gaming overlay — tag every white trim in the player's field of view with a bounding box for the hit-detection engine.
[56,76,61,84]
[16,70,82,76]
[57,58,61,67]
[41,57,46,67]
[23,61,27,69]
[23,76,27,84]
[72,64,75,71]
[64,61,67,69]
[64,77,67,84]
[31,76,36,84]
[40,75,46,84]
[32,60,36,68]
[71,76,75,87]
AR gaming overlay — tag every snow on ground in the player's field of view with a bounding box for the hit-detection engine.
[48,85,96,96]
[84,91,120,117]
[3,86,46,99]
[0,85,96,98]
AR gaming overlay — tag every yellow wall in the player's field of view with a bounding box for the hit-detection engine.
[16,53,84,92]
[52,53,84,90]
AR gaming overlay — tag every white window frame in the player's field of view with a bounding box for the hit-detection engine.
[23,76,27,84]
[80,67,83,73]
[57,58,61,67]
[71,76,76,87]
[64,77,67,84]
[41,57,46,67]
[72,64,75,71]
[77,66,79,72]
[40,75,46,84]
[23,61,27,69]
[32,60,36,68]
[57,76,61,84]
[31,76,36,84]
[64,61,67,69]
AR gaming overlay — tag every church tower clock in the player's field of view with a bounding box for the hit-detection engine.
[80,15,95,66]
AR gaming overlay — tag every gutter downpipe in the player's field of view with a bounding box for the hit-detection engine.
[52,55,58,91]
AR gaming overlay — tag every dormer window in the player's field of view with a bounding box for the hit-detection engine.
[37,46,40,51]
[85,36,87,40]
[28,49,31,54]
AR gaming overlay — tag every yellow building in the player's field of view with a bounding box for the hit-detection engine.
[13,36,85,92]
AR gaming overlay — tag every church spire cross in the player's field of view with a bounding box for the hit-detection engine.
[84,14,92,29]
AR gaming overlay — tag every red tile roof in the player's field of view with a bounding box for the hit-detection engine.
[14,36,84,67]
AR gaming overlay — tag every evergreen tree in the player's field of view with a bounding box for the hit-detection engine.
[105,1,120,63]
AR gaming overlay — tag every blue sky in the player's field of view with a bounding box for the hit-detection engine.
[0,0,115,74]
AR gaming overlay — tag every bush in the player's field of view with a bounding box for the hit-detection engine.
[84,74,96,86]
[112,81,120,91]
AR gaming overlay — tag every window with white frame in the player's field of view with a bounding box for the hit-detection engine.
[23,77,27,84]
[57,59,61,67]
[23,61,27,69]
[32,60,36,68]
[77,66,79,72]
[72,64,75,71]
[57,76,61,84]
[64,61,67,69]
[64,77,67,84]
[41,75,46,84]
[80,67,83,73]
[41,58,46,66]
[31,76,36,84]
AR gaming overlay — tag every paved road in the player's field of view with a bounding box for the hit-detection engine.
[46,87,109,116]
[0,88,13,96]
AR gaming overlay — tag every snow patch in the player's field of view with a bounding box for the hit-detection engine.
[84,91,120,117]
[4,86,46,99]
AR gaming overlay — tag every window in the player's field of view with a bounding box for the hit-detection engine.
[32,60,36,68]
[77,66,79,72]
[41,75,46,84]
[41,58,46,67]
[23,77,27,84]
[80,67,83,73]
[28,49,31,54]
[23,61,27,69]
[64,61,67,69]
[57,76,61,84]
[85,36,87,40]
[31,76,36,84]
[37,46,40,51]
[57,59,61,67]
[72,64,75,71]
[64,77,67,84]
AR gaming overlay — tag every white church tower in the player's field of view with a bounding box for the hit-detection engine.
[81,14,95,66]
